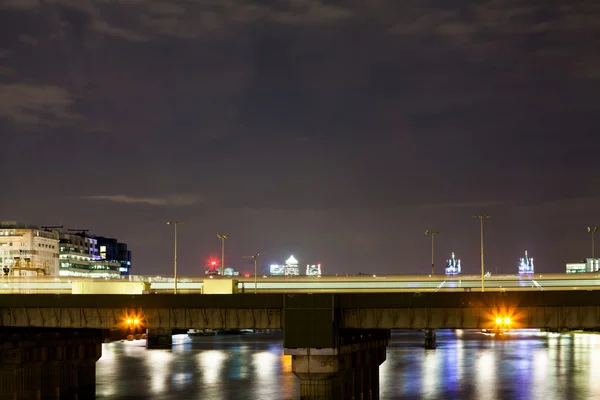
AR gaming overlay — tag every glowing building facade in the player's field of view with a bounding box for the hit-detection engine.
[0,221,59,276]
[284,256,300,276]
[58,232,123,278]
[566,258,600,274]
[306,264,322,277]
[269,264,285,275]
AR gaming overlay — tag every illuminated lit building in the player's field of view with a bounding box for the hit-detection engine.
[284,255,300,276]
[59,232,122,278]
[518,251,534,274]
[306,264,322,276]
[0,221,59,276]
[96,237,132,276]
[566,258,600,274]
[270,264,285,276]
[445,252,461,275]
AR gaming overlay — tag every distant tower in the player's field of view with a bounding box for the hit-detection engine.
[518,250,534,274]
[284,255,300,276]
[445,252,461,275]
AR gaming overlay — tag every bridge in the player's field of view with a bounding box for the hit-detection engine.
[1,272,599,294]
[2,291,600,399]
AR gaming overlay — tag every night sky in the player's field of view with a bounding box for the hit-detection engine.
[1,1,599,276]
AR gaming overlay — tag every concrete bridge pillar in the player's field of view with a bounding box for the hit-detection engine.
[40,341,63,400]
[283,294,390,399]
[288,339,388,400]
[424,329,436,349]
[292,354,351,399]
[0,329,103,400]
[146,329,172,349]
[77,341,102,399]
[0,362,17,400]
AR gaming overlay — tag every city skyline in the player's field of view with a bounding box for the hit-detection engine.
[1,218,598,276]
[1,1,599,276]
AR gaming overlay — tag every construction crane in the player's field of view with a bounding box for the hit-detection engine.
[67,229,89,236]
[41,225,63,231]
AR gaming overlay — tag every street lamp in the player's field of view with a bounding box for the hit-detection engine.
[243,254,260,294]
[167,221,183,294]
[424,230,440,275]
[588,226,598,259]
[472,214,491,292]
[217,233,230,276]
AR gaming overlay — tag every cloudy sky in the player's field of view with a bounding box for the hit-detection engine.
[1,0,599,276]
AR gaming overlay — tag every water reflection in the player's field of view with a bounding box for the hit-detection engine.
[252,352,279,399]
[475,351,496,399]
[96,330,600,399]
[198,350,227,385]
[421,351,439,398]
[146,350,173,394]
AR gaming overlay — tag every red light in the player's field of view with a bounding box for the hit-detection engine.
[205,256,220,270]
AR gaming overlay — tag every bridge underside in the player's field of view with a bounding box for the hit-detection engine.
[342,306,600,330]
[0,307,282,330]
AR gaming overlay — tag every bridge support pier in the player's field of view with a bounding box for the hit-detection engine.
[146,329,172,349]
[424,329,436,349]
[0,329,103,400]
[283,294,389,399]
[286,333,388,400]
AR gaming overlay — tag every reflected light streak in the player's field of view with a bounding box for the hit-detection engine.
[252,351,278,398]
[97,343,119,397]
[590,348,600,395]
[475,351,496,400]
[253,352,277,379]
[198,351,228,385]
[533,349,551,398]
[421,352,440,399]
[455,337,464,382]
[236,346,250,379]
[173,372,193,387]
[558,335,571,376]
[281,354,292,373]
[533,350,548,383]
[146,350,173,394]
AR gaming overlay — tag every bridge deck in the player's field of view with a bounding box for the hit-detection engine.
[1,292,600,331]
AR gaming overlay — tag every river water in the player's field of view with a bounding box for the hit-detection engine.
[96,330,600,399]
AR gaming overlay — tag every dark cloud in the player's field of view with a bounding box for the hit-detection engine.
[1,0,599,275]
[79,194,204,207]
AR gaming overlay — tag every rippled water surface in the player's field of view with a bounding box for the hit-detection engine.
[96,330,600,399]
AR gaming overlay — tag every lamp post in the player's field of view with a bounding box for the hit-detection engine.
[167,221,183,294]
[472,214,491,292]
[424,230,440,275]
[243,254,260,294]
[588,226,598,259]
[217,234,230,276]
